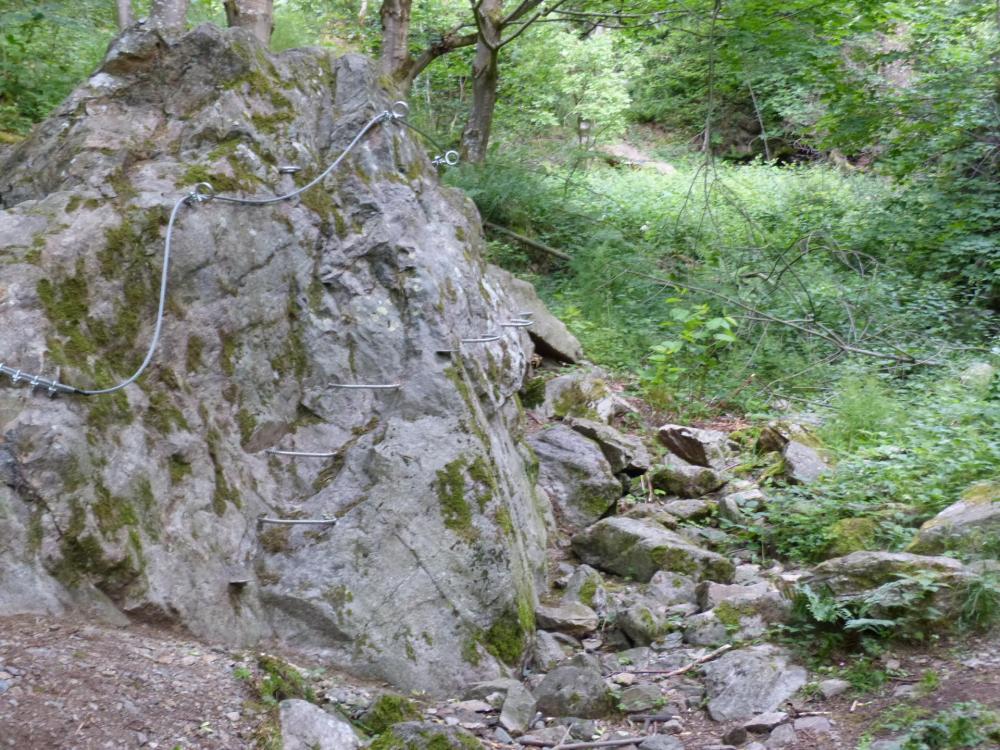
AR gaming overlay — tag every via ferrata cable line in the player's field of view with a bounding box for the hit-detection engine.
[0,102,413,397]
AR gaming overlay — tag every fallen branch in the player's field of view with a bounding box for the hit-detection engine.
[484,222,571,261]
[629,270,943,366]
[518,738,644,749]
[613,643,732,677]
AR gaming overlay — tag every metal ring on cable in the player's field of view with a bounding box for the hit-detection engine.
[187,182,216,204]
[391,101,410,119]
[443,150,459,166]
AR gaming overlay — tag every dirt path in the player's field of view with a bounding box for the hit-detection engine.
[0,615,261,749]
[4,613,1000,750]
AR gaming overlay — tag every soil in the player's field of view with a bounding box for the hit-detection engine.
[0,614,262,749]
[5,612,1000,750]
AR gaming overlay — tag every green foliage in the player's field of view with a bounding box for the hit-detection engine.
[765,366,1000,563]
[359,694,421,735]
[787,572,957,655]
[255,653,316,705]
[642,299,737,410]
[894,703,1000,750]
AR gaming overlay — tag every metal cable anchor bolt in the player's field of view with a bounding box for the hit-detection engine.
[184,182,216,205]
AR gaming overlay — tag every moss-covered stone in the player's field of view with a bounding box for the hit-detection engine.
[359,694,421,735]
[824,517,879,558]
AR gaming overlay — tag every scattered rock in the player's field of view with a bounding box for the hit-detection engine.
[647,571,698,606]
[782,441,829,484]
[765,722,797,748]
[908,480,1000,556]
[756,422,819,453]
[535,601,600,636]
[499,683,537,735]
[279,699,360,750]
[824,517,879,557]
[639,736,684,750]
[530,424,623,532]
[697,581,773,611]
[532,631,574,671]
[802,551,977,626]
[534,665,614,718]
[817,678,850,700]
[572,517,735,584]
[743,712,789,733]
[562,565,607,611]
[618,684,664,712]
[662,499,715,521]
[959,361,995,392]
[618,602,674,646]
[722,725,749,745]
[649,455,727,498]
[702,646,807,721]
[382,722,483,750]
[793,716,834,735]
[537,372,613,421]
[566,417,652,475]
[724,488,767,511]
[717,496,745,524]
[658,424,734,469]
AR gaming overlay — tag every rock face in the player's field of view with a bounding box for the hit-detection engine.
[571,517,734,584]
[0,25,549,695]
[908,481,1000,555]
[529,425,622,532]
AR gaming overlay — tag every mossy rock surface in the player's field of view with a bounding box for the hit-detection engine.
[909,480,1000,555]
[370,722,482,750]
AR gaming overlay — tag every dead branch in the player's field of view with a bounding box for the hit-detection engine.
[484,222,571,260]
[613,643,732,677]
[630,271,943,365]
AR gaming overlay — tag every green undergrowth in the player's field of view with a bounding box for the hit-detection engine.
[762,367,1000,564]
[858,702,1000,750]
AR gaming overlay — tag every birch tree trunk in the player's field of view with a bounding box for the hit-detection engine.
[116,0,134,30]
[224,0,274,46]
[148,0,189,35]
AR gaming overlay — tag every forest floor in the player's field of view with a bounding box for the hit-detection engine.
[3,612,1000,749]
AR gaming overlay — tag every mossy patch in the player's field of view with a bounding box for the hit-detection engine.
[436,458,475,538]
[649,545,698,576]
[256,653,316,704]
[359,694,421,735]
[259,525,290,554]
[185,334,204,372]
[519,376,547,409]
[207,429,241,515]
[824,517,879,557]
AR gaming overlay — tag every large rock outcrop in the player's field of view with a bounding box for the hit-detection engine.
[0,24,550,694]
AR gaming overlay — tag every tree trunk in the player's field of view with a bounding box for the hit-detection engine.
[224,0,274,46]
[460,0,502,164]
[116,0,134,30]
[379,0,412,85]
[148,0,189,35]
